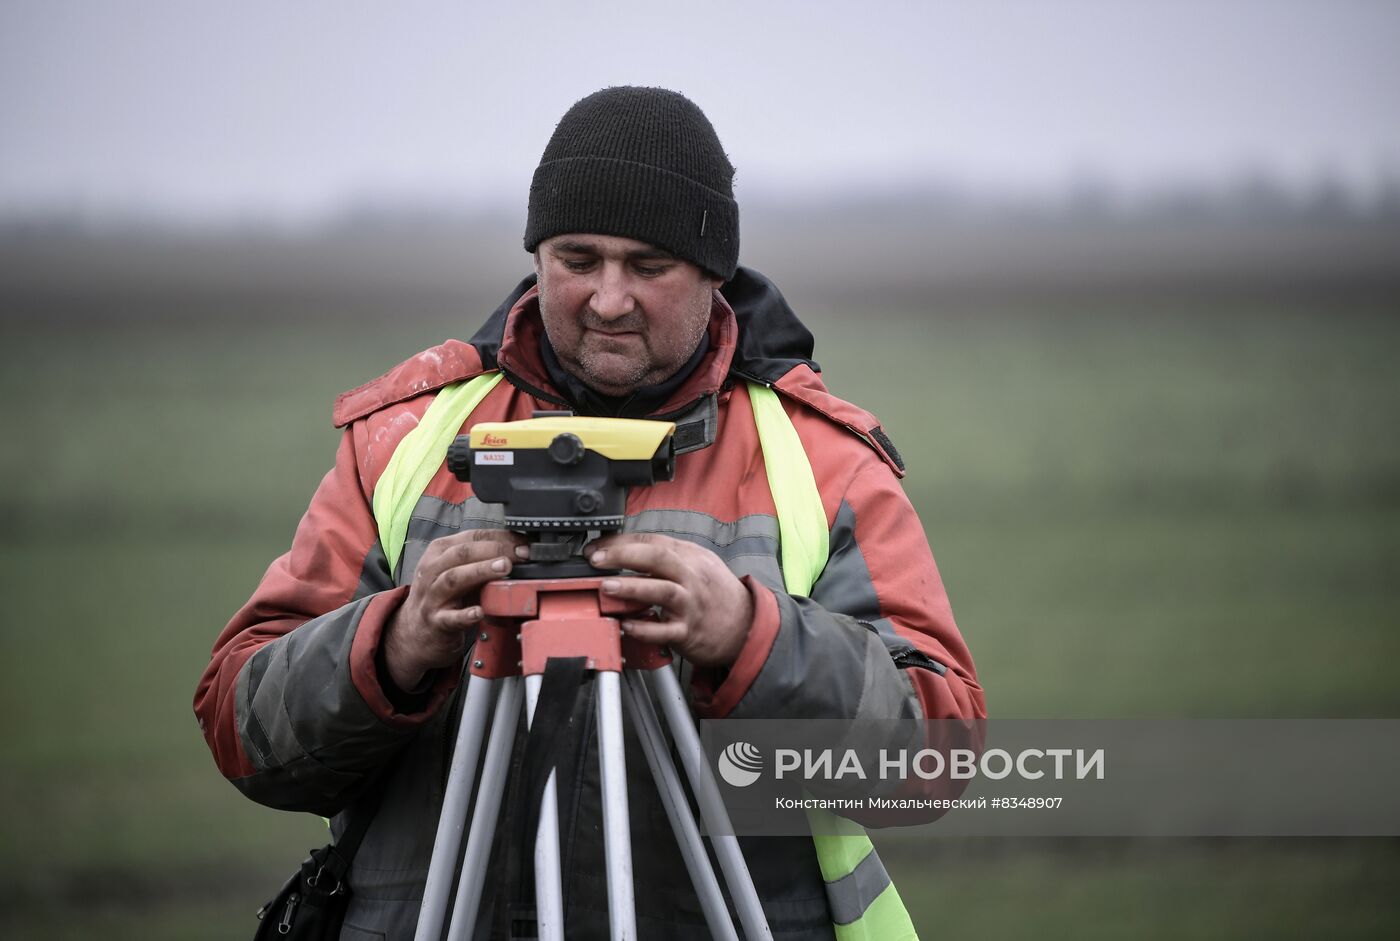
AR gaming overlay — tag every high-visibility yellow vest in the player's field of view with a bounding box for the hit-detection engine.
[375,372,919,940]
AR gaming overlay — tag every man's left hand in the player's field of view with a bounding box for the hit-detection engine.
[586,533,753,667]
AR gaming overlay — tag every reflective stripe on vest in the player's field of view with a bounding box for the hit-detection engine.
[746,383,827,597]
[373,372,919,940]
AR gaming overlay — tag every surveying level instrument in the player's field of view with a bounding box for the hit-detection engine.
[415,413,772,941]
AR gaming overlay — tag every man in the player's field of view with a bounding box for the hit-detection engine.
[196,86,984,940]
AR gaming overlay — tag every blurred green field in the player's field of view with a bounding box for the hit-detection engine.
[2,290,1398,938]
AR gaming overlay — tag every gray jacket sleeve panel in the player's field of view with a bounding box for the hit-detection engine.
[231,587,424,814]
[726,593,922,723]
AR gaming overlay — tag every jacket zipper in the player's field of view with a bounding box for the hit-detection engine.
[890,645,947,675]
[497,366,570,408]
[278,893,299,934]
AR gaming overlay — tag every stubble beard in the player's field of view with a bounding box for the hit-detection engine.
[550,291,713,397]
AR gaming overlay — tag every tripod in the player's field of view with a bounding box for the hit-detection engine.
[412,572,773,941]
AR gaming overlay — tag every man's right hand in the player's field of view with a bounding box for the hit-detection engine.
[382,529,527,692]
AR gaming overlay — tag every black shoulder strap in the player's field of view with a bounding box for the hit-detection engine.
[332,765,396,861]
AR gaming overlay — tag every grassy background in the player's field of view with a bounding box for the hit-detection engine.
[1,222,1398,937]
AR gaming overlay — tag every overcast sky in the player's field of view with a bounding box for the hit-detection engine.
[2,0,1397,220]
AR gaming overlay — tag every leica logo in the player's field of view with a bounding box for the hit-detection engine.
[482,433,509,446]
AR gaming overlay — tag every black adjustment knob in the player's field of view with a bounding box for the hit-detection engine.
[446,436,473,481]
[574,489,603,513]
[549,432,586,466]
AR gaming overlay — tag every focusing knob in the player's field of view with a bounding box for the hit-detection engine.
[574,489,603,514]
[549,432,586,466]
[446,436,473,481]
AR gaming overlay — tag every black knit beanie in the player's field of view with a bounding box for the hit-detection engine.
[525,86,739,281]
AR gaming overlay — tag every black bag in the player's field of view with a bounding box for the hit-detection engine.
[254,843,352,940]
[254,776,385,940]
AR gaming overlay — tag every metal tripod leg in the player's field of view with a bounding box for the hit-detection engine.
[444,676,522,941]
[622,671,740,941]
[523,672,569,941]
[595,670,637,940]
[415,674,499,941]
[647,668,773,940]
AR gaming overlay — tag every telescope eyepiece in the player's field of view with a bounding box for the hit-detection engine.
[548,432,586,466]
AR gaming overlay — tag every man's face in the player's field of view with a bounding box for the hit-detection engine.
[534,233,721,397]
